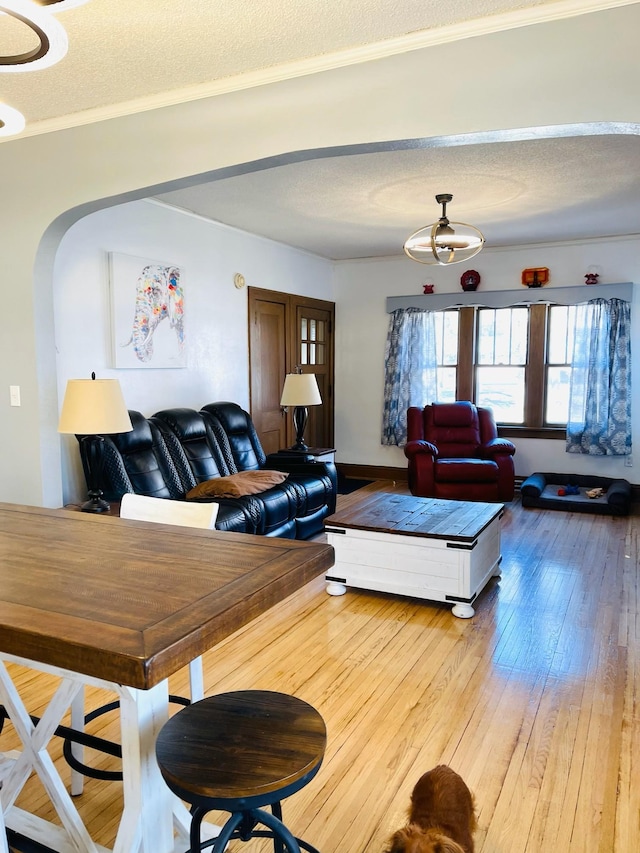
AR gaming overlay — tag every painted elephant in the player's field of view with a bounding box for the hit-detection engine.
[124,264,184,363]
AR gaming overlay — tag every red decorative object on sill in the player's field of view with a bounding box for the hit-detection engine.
[460,270,480,291]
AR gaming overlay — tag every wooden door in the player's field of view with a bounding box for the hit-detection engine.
[248,293,288,455]
[248,288,334,453]
[292,300,334,449]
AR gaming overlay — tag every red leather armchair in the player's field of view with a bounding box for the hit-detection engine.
[404,402,516,502]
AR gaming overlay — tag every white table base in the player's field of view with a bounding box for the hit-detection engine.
[325,510,502,618]
[0,654,203,853]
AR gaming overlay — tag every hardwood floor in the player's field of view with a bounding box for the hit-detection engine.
[3,481,639,852]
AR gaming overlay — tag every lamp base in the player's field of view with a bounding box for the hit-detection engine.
[290,440,309,452]
[291,406,309,453]
[80,492,111,513]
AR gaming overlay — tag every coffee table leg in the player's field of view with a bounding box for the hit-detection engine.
[451,603,475,619]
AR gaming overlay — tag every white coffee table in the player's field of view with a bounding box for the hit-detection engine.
[324,493,503,618]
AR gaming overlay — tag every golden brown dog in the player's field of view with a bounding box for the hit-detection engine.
[384,765,477,853]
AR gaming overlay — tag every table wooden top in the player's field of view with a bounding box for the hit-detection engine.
[0,503,334,690]
[325,492,503,541]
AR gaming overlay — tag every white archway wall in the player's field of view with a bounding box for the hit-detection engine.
[3,4,640,505]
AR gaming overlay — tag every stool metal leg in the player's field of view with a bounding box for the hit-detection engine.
[190,806,244,852]
[251,808,301,853]
[272,801,284,853]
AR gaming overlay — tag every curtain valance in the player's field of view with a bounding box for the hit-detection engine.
[386,282,633,313]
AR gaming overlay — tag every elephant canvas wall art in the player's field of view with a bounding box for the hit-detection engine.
[109,252,186,368]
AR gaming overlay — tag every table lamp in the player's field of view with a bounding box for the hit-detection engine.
[58,373,133,513]
[280,372,321,451]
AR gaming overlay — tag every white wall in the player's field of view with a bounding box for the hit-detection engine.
[54,199,334,504]
[333,236,640,483]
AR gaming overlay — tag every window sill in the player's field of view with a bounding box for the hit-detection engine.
[498,426,565,440]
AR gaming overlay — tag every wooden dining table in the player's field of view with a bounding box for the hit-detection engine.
[0,503,334,853]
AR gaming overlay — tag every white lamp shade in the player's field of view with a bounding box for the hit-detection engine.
[280,373,322,407]
[58,378,133,434]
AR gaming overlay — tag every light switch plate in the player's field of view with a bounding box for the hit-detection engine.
[9,385,20,407]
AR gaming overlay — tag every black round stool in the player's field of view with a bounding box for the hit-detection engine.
[155,690,326,853]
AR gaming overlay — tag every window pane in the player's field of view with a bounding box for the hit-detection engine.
[300,343,307,365]
[510,309,529,363]
[433,310,459,367]
[309,320,316,341]
[442,311,459,365]
[477,311,496,364]
[494,309,512,364]
[476,366,525,423]
[437,367,457,403]
[309,343,316,364]
[548,305,576,364]
[546,366,571,424]
[315,343,325,365]
[301,319,307,339]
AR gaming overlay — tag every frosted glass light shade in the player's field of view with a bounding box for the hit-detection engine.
[0,104,25,136]
[404,221,485,265]
[280,374,322,407]
[58,378,133,434]
[0,0,69,72]
[404,193,485,266]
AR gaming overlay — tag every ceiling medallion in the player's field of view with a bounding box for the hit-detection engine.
[0,0,68,72]
[0,103,25,136]
[403,193,485,266]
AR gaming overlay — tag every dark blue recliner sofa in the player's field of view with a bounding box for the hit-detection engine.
[78,402,336,540]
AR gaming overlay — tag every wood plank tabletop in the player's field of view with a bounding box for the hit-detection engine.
[325,492,503,541]
[0,503,334,690]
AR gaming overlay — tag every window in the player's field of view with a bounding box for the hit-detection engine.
[475,307,527,423]
[451,304,575,434]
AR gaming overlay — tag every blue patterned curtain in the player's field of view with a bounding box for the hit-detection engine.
[566,298,632,455]
[381,308,438,446]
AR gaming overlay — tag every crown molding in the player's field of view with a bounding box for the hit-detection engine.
[5,0,637,141]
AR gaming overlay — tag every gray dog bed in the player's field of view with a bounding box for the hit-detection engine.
[520,472,632,516]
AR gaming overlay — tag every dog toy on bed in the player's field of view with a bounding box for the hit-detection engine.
[384,765,477,853]
[557,484,580,496]
[586,487,605,499]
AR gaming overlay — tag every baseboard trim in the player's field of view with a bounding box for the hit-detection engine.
[336,463,407,482]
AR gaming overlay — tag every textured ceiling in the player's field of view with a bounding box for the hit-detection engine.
[2,0,639,258]
[2,0,571,127]
[155,134,640,259]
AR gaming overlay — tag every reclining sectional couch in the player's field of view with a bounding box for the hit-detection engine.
[80,402,337,539]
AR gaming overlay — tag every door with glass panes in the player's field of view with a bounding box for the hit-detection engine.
[248,288,334,453]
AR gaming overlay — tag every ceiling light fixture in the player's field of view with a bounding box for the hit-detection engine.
[403,193,485,266]
[37,0,91,9]
[0,0,68,72]
[0,103,25,136]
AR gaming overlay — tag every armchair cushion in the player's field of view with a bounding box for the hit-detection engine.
[186,470,288,500]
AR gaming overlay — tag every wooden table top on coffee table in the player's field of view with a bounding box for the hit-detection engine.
[325,491,502,542]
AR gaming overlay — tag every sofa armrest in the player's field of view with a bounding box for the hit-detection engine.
[263,458,337,503]
[404,440,438,460]
[481,437,516,458]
